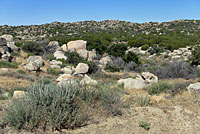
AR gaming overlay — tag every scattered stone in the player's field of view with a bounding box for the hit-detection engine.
[13,91,26,99]
[118,78,147,90]
[75,63,89,74]
[80,75,98,85]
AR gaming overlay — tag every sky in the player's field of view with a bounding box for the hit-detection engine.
[0,0,200,26]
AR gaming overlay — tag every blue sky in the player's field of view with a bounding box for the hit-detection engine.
[0,0,200,26]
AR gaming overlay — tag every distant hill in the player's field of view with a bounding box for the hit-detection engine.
[1,20,200,42]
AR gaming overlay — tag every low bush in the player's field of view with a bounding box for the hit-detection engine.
[123,51,140,64]
[106,44,127,57]
[150,60,197,79]
[105,63,121,72]
[0,61,18,68]
[1,81,125,131]
[21,42,44,55]
[148,45,164,55]
[141,44,149,50]
[190,45,200,66]
[139,121,151,130]
[146,82,172,95]
[47,68,62,76]
[134,94,151,107]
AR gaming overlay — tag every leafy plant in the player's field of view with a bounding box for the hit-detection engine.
[0,61,18,68]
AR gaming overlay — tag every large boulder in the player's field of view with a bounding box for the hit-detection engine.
[25,56,44,71]
[75,63,89,74]
[1,34,19,52]
[1,35,13,42]
[27,56,44,67]
[136,72,158,85]
[54,50,67,60]
[67,40,87,52]
[117,78,147,90]
[80,75,98,85]
[187,83,200,95]
[47,41,60,54]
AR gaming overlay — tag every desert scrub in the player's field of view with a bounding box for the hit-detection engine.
[0,61,18,68]
[134,94,151,107]
[146,82,172,95]
[47,68,62,76]
[150,60,197,79]
[1,81,125,131]
[139,121,151,130]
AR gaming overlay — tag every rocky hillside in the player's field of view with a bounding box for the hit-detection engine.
[1,19,200,41]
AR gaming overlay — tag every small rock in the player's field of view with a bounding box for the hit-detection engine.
[13,91,26,99]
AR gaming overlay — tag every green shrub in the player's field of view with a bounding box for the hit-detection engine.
[0,61,18,68]
[146,82,172,95]
[141,44,149,50]
[150,61,197,79]
[105,63,121,72]
[134,94,151,107]
[123,51,140,64]
[190,46,200,66]
[139,121,151,130]
[47,68,62,76]
[16,70,26,74]
[0,94,8,100]
[11,52,20,57]
[1,81,125,131]
[22,42,43,55]
[65,51,85,65]
[148,45,164,55]
[106,44,127,57]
